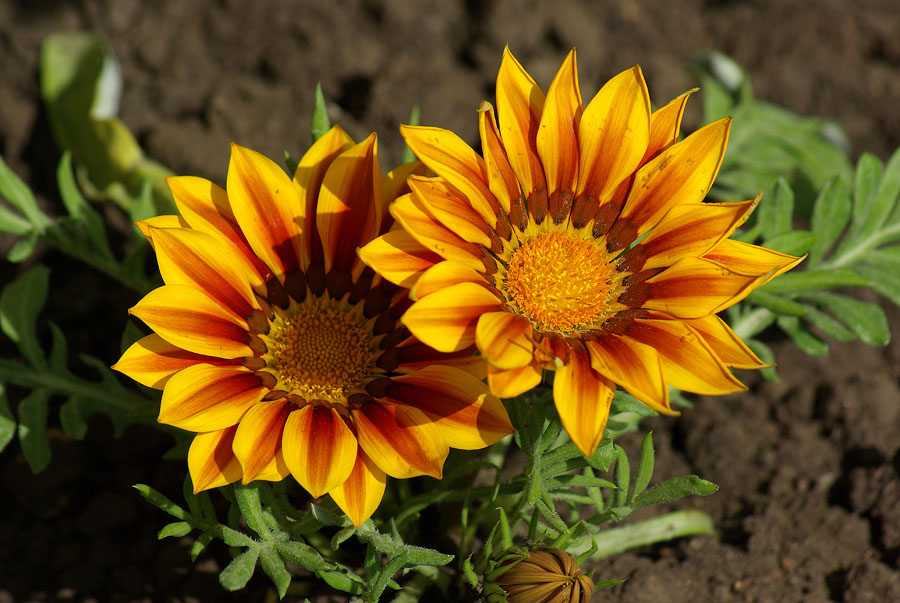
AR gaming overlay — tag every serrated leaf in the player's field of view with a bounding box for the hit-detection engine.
[158,521,193,539]
[311,83,330,142]
[17,388,51,473]
[275,541,328,571]
[0,386,16,453]
[801,291,890,346]
[763,230,817,256]
[219,549,260,591]
[133,484,188,520]
[259,548,291,599]
[808,176,852,266]
[777,316,829,356]
[59,396,88,440]
[631,432,655,502]
[462,556,479,589]
[631,476,718,510]
[0,265,50,368]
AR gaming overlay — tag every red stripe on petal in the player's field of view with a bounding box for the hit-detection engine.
[232,400,293,483]
[328,450,386,527]
[188,426,242,493]
[353,402,448,479]
[113,333,238,389]
[283,405,358,498]
[553,351,614,456]
[158,364,266,432]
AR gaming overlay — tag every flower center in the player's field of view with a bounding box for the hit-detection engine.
[263,300,372,403]
[503,231,615,333]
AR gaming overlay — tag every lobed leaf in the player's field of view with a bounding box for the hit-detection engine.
[219,549,260,591]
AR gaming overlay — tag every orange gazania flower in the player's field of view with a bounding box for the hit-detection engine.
[359,49,802,456]
[113,128,513,526]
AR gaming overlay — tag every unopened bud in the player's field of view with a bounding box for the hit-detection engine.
[485,547,594,602]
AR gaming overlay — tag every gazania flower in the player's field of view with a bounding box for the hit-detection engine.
[485,547,594,603]
[113,128,513,526]
[359,48,802,456]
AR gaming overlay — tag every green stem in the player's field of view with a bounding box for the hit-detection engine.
[571,510,715,559]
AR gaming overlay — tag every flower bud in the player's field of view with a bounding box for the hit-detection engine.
[486,547,594,602]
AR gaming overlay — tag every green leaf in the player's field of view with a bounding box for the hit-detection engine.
[0,154,51,232]
[630,432,655,501]
[191,531,215,561]
[808,176,852,266]
[498,507,512,550]
[371,551,410,602]
[800,291,890,346]
[631,476,718,510]
[218,525,255,548]
[331,527,357,550]
[311,83,330,142]
[462,556,479,589]
[801,305,856,342]
[59,396,88,440]
[744,290,807,316]
[777,316,829,356]
[0,265,50,368]
[0,386,16,453]
[402,545,453,567]
[852,152,883,224]
[758,177,794,240]
[259,548,291,599]
[0,203,33,235]
[219,549,260,591]
[762,230,817,256]
[17,388,52,473]
[6,231,39,262]
[746,339,779,381]
[760,268,869,294]
[57,152,113,258]
[613,447,630,508]
[317,569,364,595]
[158,521,193,539]
[853,144,900,242]
[275,541,328,571]
[133,484,188,520]
[233,482,271,538]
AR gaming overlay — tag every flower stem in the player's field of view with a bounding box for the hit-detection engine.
[572,510,715,559]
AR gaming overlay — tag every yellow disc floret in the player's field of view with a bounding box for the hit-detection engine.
[263,300,373,403]
[503,231,616,334]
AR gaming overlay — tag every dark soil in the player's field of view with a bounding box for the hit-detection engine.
[2,0,899,601]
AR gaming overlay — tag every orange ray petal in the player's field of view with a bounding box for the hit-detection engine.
[390,192,487,271]
[227,143,303,281]
[329,450,386,527]
[475,311,534,369]
[478,102,520,215]
[113,333,235,389]
[624,318,746,395]
[704,239,805,285]
[496,47,547,216]
[643,89,694,164]
[129,285,253,359]
[400,125,500,228]
[316,133,381,273]
[616,117,731,239]
[401,281,502,352]
[357,228,442,289]
[686,314,766,369]
[158,364,266,432]
[553,351,614,456]
[642,256,761,319]
[252,448,291,482]
[352,401,449,479]
[151,227,258,318]
[188,426,242,493]
[537,49,582,224]
[166,176,270,288]
[293,126,355,268]
[487,362,543,398]
[629,198,758,270]
[575,66,651,218]
[232,400,293,483]
[586,334,673,415]
[393,341,488,379]
[412,261,487,300]
[408,176,494,248]
[282,404,358,497]
[386,365,514,449]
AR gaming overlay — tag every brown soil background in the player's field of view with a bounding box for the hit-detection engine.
[2,0,900,601]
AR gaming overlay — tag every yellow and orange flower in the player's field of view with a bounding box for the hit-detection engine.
[359,49,802,456]
[113,128,513,526]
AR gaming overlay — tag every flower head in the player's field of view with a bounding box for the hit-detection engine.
[114,128,513,526]
[359,49,802,456]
